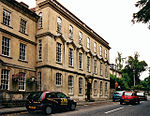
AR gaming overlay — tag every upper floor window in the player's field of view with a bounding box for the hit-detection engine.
[3,9,11,26]
[94,60,97,74]
[100,46,102,56]
[56,42,62,63]
[100,62,103,76]
[57,17,62,33]
[38,40,42,60]
[56,73,62,86]
[68,76,74,94]
[94,80,97,95]
[18,72,26,91]
[79,53,83,69]
[87,57,90,72]
[1,69,10,90]
[69,48,73,67]
[105,49,107,59]
[94,42,97,53]
[38,12,42,29]
[19,43,26,61]
[20,18,27,34]
[79,78,83,95]
[79,32,82,45]
[2,36,10,56]
[69,25,73,39]
[87,38,90,49]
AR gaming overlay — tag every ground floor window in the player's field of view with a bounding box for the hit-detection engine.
[56,73,62,86]
[105,82,108,95]
[18,72,26,91]
[38,72,41,91]
[1,69,9,90]
[94,80,97,96]
[79,78,83,95]
[68,76,74,94]
[100,81,103,95]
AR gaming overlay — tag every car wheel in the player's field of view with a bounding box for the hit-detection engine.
[70,104,76,111]
[45,106,52,115]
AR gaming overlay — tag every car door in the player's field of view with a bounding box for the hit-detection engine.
[56,92,69,108]
[45,92,58,108]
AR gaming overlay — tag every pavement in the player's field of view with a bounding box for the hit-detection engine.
[0,99,112,115]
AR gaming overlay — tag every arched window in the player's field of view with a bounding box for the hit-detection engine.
[79,78,83,95]
[56,73,62,86]
[68,76,74,94]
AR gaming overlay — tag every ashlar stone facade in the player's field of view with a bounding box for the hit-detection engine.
[0,0,111,101]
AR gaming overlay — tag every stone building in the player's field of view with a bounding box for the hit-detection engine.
[0,0,111,101]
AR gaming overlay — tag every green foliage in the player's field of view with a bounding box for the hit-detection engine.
[122,52,147,86]
[132,0,150,28]
[110,74,129,90]
[115,52,124,71]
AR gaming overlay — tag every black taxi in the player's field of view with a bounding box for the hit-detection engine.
[26,91,77,115]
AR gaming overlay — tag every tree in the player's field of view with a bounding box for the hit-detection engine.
[122,52,148,86]
[132,0,150,28]
[115,52,124,71]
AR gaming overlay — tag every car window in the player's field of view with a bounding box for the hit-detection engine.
[137,93,144,96]
[27,92,43,100]
[124,92,132,96]
[56,92,67,98]
[46,92,56,98]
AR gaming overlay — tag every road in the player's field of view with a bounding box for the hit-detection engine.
[3,100,150,116]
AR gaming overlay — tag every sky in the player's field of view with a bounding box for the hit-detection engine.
[16,0,150,80]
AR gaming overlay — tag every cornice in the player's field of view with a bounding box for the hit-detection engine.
[0,0,39,22]
[36,64,110,82]
[38,0,111,49]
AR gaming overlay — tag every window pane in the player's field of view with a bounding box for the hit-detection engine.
[3,9,11,26]
[18,72,26,91]
[20,18,27,34]
[56,73,62,86]
[1,69,10,90]
[2,36,10,56]
[19,43,26,61]
[56,42,62,62]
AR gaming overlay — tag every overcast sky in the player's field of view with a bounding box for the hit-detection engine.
[16,0,150,79]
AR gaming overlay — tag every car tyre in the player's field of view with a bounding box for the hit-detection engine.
[45,106,52,115]
[70,104,76,111]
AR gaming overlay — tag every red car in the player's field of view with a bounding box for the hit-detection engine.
[120,91,140,105]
